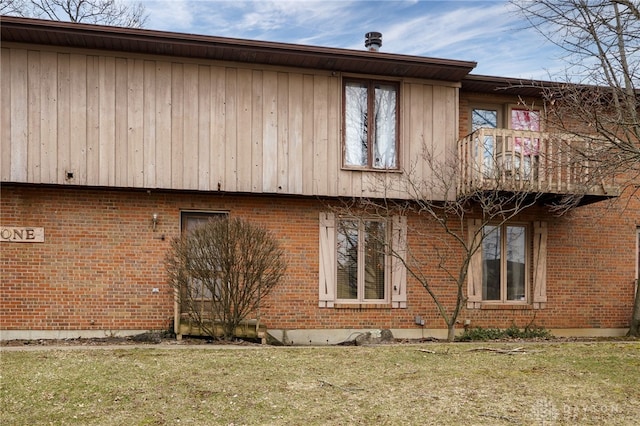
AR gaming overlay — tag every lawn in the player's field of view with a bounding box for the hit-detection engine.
[1,341,639,425]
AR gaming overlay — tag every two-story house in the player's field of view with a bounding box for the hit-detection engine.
[1,17,638,343]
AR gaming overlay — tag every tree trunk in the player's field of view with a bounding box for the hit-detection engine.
[627,280,640,337]
[447,323,456,342]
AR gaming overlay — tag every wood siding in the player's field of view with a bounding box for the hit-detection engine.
[1,45,459,199]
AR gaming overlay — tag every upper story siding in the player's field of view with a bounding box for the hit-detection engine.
[1,41,462,200]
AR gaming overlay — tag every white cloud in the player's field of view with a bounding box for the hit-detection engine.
[137,0,564,79]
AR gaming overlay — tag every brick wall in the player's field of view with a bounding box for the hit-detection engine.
[1,184,637,334]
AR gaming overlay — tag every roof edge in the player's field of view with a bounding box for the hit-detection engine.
[1,16,477,80]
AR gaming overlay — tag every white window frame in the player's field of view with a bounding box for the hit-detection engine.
[481,223,529,304]
[467,220,547,309]
[319,213,407,308]
[335,217,389,304]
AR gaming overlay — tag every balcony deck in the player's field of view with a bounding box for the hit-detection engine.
[457,128,620,205]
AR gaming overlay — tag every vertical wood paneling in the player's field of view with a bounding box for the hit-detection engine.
[236,68,252,192]
[27,50,42,182]
[40,51,58,184]
[171,63,184,188]
[198,65,211,191]
[432,85,447,161]
[144,60,157,187]
[69,54,87,184]
[288,73,303,194]
[210,65,226,190]
[1,49,12,181]
[313,76,328,195]
[155,61,172,188]
[10,49,28,182]
[445,87,458,165]
[3,46,460,201]
[86,56,99,185]
[277,72,289,192]
[262,70,278,192]
[326,75,339,196]
[302,74,315,195]
[408,83,425,187]
[224,68,237,190]
[114,58,128,185]
[99,56,116,185]
[251,70,263,192]
[57,53,70,184]
[127,59,144,187]
[422,84,435,188]
[183,63,199,189]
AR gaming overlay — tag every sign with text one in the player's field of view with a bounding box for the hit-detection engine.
[0,227,45,243]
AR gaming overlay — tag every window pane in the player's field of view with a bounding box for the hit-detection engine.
[506,226,526,300]
[373,84,397,169]
[512,109,540,166]
[345,82,368,166]
[472,109,497,130]
[337,220,358,299]
[511,109,540,131]
[482,225,501,300]
[472,109,498,175]
[180,212,228,312]
[364,221,386,300]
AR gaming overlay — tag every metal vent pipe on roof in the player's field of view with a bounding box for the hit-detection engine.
[365,32,382,51]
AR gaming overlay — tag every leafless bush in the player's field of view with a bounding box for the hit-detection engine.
[166,217,286,341]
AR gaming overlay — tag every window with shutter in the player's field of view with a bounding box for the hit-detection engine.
[467,219,547,308]
[318,212,407,308]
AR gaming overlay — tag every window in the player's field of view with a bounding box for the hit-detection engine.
[510,108,541,178]
[481,224,527,302]
[471,107,500,175]
[469,104,542,179]
[180,211,228,307]
[319,213,407,308]
[337,219,386,301]
[467,220,547,309]
[343,79,399,169]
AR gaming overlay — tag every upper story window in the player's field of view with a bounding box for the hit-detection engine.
[343,79,399,170]
[469,104,542,179]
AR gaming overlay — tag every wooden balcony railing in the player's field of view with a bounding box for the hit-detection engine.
[457,128,619,200]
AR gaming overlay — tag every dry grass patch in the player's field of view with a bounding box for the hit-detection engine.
[1,342,639,425]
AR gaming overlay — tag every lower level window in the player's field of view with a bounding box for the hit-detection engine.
[482,224,527,301]
[337,219,386,302]
[181,211,228,304]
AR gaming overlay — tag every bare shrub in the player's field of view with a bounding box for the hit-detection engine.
[166,217,286,341]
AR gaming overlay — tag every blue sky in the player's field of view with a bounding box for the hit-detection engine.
[139,0,563,79]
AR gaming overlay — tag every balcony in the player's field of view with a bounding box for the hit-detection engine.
[457,128,619,205]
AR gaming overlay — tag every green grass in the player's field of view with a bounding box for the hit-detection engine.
[1,342,639,425]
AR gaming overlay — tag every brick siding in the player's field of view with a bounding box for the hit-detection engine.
[1,184,637,333]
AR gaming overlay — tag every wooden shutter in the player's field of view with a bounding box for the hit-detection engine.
[391,215,407,308]
[318,212,336,307]
[467,219,483,309]
[532,221,548,309]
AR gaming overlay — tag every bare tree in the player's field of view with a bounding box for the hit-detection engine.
[511,0,640,336]
[166,217,287,341]
[335,144,543,342]
[1,0,148,28]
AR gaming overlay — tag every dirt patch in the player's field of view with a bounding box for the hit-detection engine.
[0,332,263,348]
[2,333,635,348]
